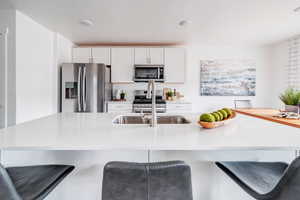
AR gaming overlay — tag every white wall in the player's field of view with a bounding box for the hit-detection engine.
[53,33,73,112]
[0,9,16,126]
[0,29,6,129]
[114,44,275,112]
[184,44,274,112]
[268,41,289,109]
[15,11,73,123]
[15,11,55,123]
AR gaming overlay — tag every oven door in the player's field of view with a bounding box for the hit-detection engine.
[134,65,164,82]
[133,104,167,113]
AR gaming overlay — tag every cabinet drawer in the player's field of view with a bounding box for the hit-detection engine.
[107,104,133,113]
[166,104,191,113]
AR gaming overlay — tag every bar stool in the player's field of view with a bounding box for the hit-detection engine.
[216,157,300,200]
[102,160,193,200]
[0,164,74,200]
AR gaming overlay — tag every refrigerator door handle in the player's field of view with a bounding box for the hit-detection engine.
[77,66,82,112]
[82,66,87,112]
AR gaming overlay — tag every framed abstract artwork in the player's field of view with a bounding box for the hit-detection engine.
[200,59,256,96]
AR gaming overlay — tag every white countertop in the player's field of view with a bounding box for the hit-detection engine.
[0,112,299,151]
[166,100,191,104]
[107,100,191,104]
[107,101,133,104]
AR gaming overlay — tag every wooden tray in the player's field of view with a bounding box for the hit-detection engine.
[198,111,237,129]
[234,109,300,128]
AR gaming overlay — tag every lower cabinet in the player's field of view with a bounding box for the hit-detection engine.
[166,103,192,113]
[107,103,133,113]
[107,103,192,113]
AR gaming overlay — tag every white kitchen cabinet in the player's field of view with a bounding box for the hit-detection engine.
[72,47,92,63]
[149,48,164,64]
[134,48,164,64]
[73,46,185,83]
[111,48,134,83]
[73,47,111,64]
[134,48,149,64]
[92,48,111,65]
[107,103,133,113]
[164,48,185,83]
[166,103,192,113]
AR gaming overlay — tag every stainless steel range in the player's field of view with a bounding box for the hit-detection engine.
[133,90,166,113]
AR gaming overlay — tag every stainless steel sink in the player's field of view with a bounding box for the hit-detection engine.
[156,116,191,124]
[113,115,191,125]
[113,116,148,124]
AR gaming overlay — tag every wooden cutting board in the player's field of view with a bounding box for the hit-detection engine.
[234,108,300,128]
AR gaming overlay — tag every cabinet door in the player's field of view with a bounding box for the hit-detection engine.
[134,48,149,64]
[166,103,192,113]
[72,48,91,63]
[149,48,164,64]
[92,48,111,65]
[107,103,133,113]
[111,48,134,83]
[164,48,185,83]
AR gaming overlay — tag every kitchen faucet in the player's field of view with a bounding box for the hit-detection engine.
[146,80,157,127]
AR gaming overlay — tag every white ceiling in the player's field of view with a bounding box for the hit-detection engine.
[5,0,300,46]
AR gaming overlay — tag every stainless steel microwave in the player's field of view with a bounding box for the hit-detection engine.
[134,65,165,82]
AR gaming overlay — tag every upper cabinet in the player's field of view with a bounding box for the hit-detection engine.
[149,48,164,64]
[72,47,110,65]
[134,48,164,65]
[72,46,185,83]
[164,48,185,83]
[111,48,134,83]
[72,47,92,63]
[91,48,111,65]
[134,48,149,64]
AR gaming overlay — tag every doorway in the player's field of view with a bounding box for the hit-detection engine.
[0,28,8,129]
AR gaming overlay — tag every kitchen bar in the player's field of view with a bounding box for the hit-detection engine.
[0,112,299,151]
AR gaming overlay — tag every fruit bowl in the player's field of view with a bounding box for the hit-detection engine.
[198,111,237,129]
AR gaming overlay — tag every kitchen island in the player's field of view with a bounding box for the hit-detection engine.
[0,112,299,150]
[0,112,298,200]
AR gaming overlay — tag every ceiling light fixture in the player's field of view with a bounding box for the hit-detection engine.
[178,20,191,27]
[79,19,94,27]
[294,6,300,12]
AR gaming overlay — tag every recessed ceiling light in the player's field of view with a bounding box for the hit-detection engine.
[294,6,300,12]
[179,20,191,27]
[79,19,94,27]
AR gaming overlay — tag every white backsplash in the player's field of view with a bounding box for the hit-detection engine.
[112,83,185,101]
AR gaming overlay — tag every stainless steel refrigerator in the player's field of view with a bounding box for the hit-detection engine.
[61,63,112,113]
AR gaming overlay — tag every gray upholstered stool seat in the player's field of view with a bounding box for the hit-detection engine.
[216,157,300,200]
[102,160,193,200]
[0,164,74,200]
